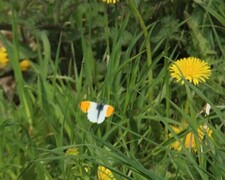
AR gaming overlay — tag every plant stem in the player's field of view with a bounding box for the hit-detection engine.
[127,0,153,100]
[11,3,32,127]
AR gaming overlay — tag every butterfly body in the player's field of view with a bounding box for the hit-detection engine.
[80,101,114,124]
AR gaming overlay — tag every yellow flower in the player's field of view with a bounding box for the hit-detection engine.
[0,47,9,69]
[170,124,212,151]
[169,57,211,85]
[102,0,119,4]
[98,166,115,180]
[19,59,31,71]
[170,126,183,151]
[65,147,79,156]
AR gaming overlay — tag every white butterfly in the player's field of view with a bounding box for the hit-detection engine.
[80,101,114,124]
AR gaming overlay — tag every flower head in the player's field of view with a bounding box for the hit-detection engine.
[98,166,115,180]
[169,57,211,85]
[65,147,79,156]
[102,0,119,4]
[170,126,183,151]
[170,125,212,151]
[0,47,9,69]
[20,59,31,71]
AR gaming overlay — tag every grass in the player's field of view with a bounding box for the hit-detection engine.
[0,0,225,179]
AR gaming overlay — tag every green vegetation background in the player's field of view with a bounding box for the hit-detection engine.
[0,0,225,179]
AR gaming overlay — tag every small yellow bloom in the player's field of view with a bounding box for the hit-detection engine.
[169,57,211,85]
[19,59,31,71]
[65,147,79,156]
[0,47,9,69]
[98,166,115,180]
[170,126,183,151]
[102,0,119,4]
[170,125,212,151]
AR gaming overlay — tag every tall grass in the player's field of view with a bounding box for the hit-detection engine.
[0,0,225,179]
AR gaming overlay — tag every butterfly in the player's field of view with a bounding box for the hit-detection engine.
[80,101,114,124]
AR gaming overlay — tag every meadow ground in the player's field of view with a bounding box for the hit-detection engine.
[0,0,225,179]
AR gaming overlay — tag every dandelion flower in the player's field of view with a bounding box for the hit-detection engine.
[20,59,31,71]
[102,0,119,4]
[0,47,9,69]
[170,126,183,151]
[98,166,115,180]
[169,57,211,85]
[170,125,212,151]
[65,147,79,156]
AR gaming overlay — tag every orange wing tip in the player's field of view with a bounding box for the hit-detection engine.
[106,105,114,117]
[80,101,91,112]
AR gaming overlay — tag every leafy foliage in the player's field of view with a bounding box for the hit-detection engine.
[0,0,225,179]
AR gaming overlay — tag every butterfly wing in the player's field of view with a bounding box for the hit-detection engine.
[80,101,114,124]
[86,102,99,123]
[96,105,115,124]
[104,104,114,117]
[80,101,92,113]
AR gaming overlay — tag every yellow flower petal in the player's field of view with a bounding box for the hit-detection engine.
[98,166,115,180]
[170,124,212,151]
[169,57,211,85]
[65,147,79,156]
[0,47,9,69]
[102,0,119,4]
[170,126,183,151]
[20,59,31,71]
